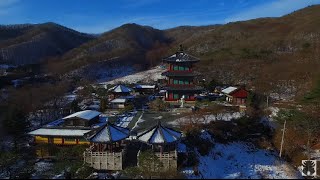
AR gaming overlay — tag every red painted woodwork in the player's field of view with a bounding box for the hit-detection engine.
[169,93,173,99]
[230,89,248,98]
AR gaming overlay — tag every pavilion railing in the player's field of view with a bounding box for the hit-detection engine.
[83,148,126,170]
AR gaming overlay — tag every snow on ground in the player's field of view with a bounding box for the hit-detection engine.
[183,143,301,179]
[0,64,14,69]
[99,65,166,85]
[32,160,53,178]
[260,107,280,130]
[131,112,145,131]
[268,107,280,117]
[116,116,134,128]
[95,65,135,83]
[64,94,77,102]
[169,112,244,126]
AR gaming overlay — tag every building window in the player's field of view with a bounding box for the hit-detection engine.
[174,79,178,84]
[78,138,87,142]
[185,80,189,84]
[174,66,179,71]
[179,80,184,84]
[179,66,184,70]
[174,93,179,99]
[185,66,189,71]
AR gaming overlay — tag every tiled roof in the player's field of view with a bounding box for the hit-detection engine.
[163,52,199,63]
[137,121,182,144]
[63,110,101,121]
[221,87,238,94]
[28,128,91,137]
[109,85,132,93]
[85,122,130,143]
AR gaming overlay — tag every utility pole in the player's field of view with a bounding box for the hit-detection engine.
[307,120,312,161]
[279,119,287,157]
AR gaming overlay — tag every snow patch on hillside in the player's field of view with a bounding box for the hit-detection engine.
[169,112,244,126]
[99,65,166,85]
[260,107,280,129]
[183,140,301,179]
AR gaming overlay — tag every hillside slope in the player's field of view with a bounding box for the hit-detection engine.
[2,5,320,100]
[164,5,320,99]
[0,23,95,65]
[46,23,172,76]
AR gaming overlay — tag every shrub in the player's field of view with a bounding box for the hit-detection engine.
[149,98,169,112]
[185,129,214,156]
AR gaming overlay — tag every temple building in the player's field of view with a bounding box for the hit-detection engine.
[28,110,107,157]
[108,84,132,100]
[221,86,248,105]
[161,46,203,102]
[137,121,182,171]
[83,122,130,170]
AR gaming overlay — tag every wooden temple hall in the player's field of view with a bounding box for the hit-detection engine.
[28,110,103,146]
[137,121,182,171]
[161,45,203,102]
[28,109,184,172]
[83,122,130,170]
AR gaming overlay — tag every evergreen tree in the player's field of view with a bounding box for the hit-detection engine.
[3,105,29,149]
[70,100,81,113]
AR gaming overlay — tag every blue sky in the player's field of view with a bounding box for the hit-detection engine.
[0,0,320,33]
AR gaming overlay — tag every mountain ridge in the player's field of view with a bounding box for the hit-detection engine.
[2,5,320,100]
[0,22,95,65]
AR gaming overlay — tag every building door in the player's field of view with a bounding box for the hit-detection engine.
[48,137,54,144]
[169,93,173,100]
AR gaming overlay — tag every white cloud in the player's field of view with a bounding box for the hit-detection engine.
[225,0,320,22]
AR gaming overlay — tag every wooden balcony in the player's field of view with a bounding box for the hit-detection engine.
[83,146,126,170]
[137,150,178,171]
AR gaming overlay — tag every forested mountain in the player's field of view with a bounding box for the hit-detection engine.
[2,5,320,100]
[0,22,95,65]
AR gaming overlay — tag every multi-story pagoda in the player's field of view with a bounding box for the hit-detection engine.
[161,45,203,103]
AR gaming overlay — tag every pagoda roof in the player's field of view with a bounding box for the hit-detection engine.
[134,84,156,89]
[162,85,204,92]
[109,85,132,93]
[163,51,200,63]
[137,121,182,145]
[85,122,130,143]
[161,71,197,77]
